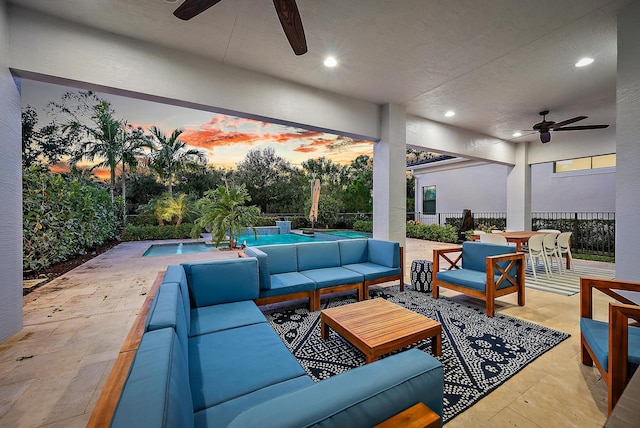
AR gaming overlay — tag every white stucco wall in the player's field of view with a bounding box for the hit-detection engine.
[412,160,509,218]
[0,0,23,343]
[412,160,615,221]
[531,163,615,212]
[616,0,640,281]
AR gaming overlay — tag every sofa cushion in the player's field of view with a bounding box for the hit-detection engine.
[227,349,443,428]
[243,247,271,290]
[111,328,194,428]
[301,267,363,289]
[181,258,259,307]
[343,263,401,282]
[145,282,189,357]
[297,241,341,271]
[163,265,191,332]
[188,323,307,411]
[256,245,298,274]
[367,239,400,268]
[338,239,368,265]
[190,301,266,336]
[258,272,316,299]
[461,241,516,272]
[580,318,640,372]
[193,376,312,428]
[436,269,512,292]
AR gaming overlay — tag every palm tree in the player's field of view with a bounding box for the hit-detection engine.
[69,100,121,202]
[193,183,260,248]
[148,127,207,195]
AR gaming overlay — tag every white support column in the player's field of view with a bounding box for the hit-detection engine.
[373,104,406,245]
[616,0,640,280]
[0,0,24,343]
[506,142,531,231]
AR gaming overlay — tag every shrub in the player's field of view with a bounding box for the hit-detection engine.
[121,224,195,241]
[406,221,458,243]
[23,167,122,273]
[353,220,373,233]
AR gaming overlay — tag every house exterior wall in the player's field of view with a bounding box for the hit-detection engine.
[412,161,509,221]
[531,163,615,212]
[412,160,615,222]
[0,0,24,343]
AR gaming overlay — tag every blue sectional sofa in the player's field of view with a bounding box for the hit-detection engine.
[244,239,403,311]
[433,242,525,317]
[94,257,443,428]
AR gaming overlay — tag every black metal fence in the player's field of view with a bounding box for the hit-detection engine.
[416,212,507,230]
[532,212,615,257]
[267,211,616,257]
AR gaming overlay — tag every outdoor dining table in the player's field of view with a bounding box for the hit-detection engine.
[470,231,572,269]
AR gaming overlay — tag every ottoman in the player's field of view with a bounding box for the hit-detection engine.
[410,260,433,292]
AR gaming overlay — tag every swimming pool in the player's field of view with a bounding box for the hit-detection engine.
[143,233,322,257]
[314,230,372,240]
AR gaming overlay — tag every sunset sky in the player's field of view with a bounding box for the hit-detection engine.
[21,80,374,174]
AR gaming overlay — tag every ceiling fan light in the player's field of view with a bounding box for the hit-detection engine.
[324,57,337,67]
[540,132,551,143]
[575,57,594,67]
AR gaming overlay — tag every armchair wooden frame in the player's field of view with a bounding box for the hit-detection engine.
[580,277,640,414]
[433,247,525,317]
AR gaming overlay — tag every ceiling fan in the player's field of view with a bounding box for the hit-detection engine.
[532,110,609,143]
[173,0,307,55]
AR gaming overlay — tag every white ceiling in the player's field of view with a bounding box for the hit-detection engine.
[10,0,629,143]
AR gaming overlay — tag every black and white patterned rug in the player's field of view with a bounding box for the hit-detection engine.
[262,286,570,423]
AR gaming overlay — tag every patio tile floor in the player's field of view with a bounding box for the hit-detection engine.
[0,238,614,427]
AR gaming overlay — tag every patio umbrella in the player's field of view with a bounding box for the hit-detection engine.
[309,179,320,232]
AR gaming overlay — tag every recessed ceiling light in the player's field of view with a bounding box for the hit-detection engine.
[164,0,178,3]
[512,132,522,137]
[575,57,594,67]
[444,111,455,117]
[324,57,337,67]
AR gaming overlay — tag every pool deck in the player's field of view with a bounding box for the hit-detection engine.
[0,238,615,427]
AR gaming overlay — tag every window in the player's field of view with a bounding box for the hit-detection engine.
[422,185,436,214]
[554,154,616,173]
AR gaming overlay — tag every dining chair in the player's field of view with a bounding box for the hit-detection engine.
[580,277,640,414]
[537,229,561,234]
[480,233,508,245]
[526,234,549,281]
[556,232,573,272]
[542,233,563,274]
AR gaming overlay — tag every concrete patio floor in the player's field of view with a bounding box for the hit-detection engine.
[0,238,615,427]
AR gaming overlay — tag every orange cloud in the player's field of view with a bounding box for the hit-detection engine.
[293,146,318,153]
[48,162,69,174]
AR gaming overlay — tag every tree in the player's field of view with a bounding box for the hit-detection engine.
[148,127,207,196]
[341,155,373,212]
[21,105,74,167]
[118,123,153,222]
[235,147,304,213]
[193,183,260,248]
[175,165,229,199]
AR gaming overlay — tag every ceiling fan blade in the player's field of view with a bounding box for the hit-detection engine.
[174,0,223,20]
[554,124,610,131]
[273,0,307,55]
[549,116,587,129]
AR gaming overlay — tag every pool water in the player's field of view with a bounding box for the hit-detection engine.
[321,231,372,239]
[143,233,322,257]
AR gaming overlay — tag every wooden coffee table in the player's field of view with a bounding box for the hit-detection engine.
[321,298,442,363]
